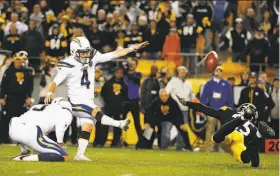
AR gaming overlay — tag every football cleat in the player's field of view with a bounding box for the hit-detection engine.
[73,155,92,161]
[258,121,275,138]
[12,154,30,161]
[119,118,131,131]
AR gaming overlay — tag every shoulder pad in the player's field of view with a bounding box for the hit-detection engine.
[57,61,75,68]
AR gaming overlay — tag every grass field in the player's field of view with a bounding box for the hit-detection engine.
[0,145,278,176]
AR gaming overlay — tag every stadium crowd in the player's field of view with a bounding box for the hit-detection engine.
[0,0,278,152]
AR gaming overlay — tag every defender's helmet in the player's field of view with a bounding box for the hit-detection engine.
[237,103,258,121]
[70,37,96,64]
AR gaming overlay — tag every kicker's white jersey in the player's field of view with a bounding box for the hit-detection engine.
[17,104,72,142]
[53,51,114,103]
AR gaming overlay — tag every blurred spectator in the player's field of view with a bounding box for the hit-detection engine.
[0,18,5,47]
[238,71,249,86]
[0,56,12,83]
[127,0,142,23]
[4,12,28,36]
[269,23,279,66]
[93,69,105,147]
[59,15,74,41]
[242,8,258,33]
[93,69,104,108]
[258,71,271,90]
[123,59,142,140]
[260,10,273,37]
[29,4,44,35]
[40,0,54,16]
[157,1,176,36]
[141,65,160,115]
[100,67,128,147]
[124,23,143,58]
[180,14,198,74]
[211,1,230,50]
[138,14,148,34]
[20,8,29,25]
[112,10,124,32]
[45,24,68,57]
[145,1,158,21]
[77,2,95,37]
[2,23,21,54]
[257,78,275,123]
[227,77,235,89]
[246,28,269,72]
[161,20,181,66]
[269,78,279,138]
[143,20,163,60]
[226,0,238,19]
[199,15,212,52]
[171,0,192,26]
[20,20,44,72]
[138,89,192,150]
[97,9,106,27]
[226,18,252,62]
[89,20,105,51]
[158,66,170,88]
[200,66,233,152]
[0,55,33,144]
[16,51,35,89]
[38,62,55,104]
[238,72,266,120]
[115,30,126,50]
[102,13,115,32]
[165,66,195,150]
[193,1,213,27]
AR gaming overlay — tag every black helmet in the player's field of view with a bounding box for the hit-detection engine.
[237,103,258,121]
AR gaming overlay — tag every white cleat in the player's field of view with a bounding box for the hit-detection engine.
[119,118,131,131]
[73,155,92,161]
[12,154,29,161]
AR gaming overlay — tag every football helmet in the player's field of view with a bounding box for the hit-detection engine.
[70,37,96,64]
[237,103,258,121]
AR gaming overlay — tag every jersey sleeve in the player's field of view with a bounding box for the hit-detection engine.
[53,62,72,86]
[93,51,115,64]
[55,110,72,143]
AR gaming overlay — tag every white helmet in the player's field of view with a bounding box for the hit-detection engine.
[70,37,96,64]
[51,97,72,113]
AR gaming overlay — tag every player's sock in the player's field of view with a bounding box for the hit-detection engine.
[38,153,65,162]
[101,115,121,128]
[213,117,244,143]
[77,131,90,156]
[19,144,28,153]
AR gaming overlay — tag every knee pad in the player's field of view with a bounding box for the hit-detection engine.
[95,111,104,122]
[80,131,91,140]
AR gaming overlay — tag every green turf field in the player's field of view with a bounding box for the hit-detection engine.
[0,145,278,176]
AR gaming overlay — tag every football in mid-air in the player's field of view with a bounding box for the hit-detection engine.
[205,51,218,73]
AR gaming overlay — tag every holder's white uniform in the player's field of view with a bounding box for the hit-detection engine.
[9,104,72,156]
[53,51,115,125]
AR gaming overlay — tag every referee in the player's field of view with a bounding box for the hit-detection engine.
[0,55,33,143]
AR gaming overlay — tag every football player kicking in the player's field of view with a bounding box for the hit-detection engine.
[44,37,149,161]
[9,98,72,162]
[176,96,275,168]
